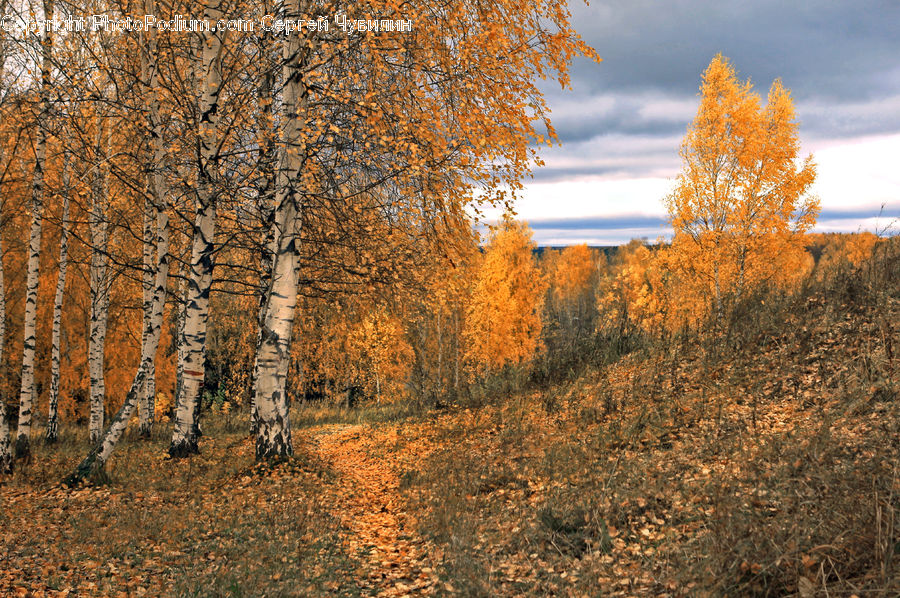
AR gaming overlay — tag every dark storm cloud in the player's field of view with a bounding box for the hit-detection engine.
[524,206,899,246]
[529,214,668,231]
[559,0,900,99]
[528,207,897,233]
[537,0,900,177]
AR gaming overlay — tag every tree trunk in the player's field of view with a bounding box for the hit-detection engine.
[170,0,224,457]
[138,5,169,437]
[253,0,308,461]
[0,193,9,473]
[65,357,151,486]
[713,257,722,327]
[137,201,156,436]
[88,123,111,445]
[16,0,53,460]
[249,32,278,437]
[66,138,170,483]
[46,152,70,443]
[0,0,14,472]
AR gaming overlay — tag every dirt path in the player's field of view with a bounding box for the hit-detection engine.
[310,424,439,597]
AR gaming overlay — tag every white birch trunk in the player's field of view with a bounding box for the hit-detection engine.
[137,201,156,435]
[137,0,169,437]
[174,277,187,409]
[16,0,53,460]
[170,0,223,457]
[250,36,278,436]
[69,169,170,483]
[253,0,308,460]
[88,124,111,444]
[66,123,170,483]
[0,192,9,473]
[0,0,13,472]
[65,351,151,485]
[46,152,70,443]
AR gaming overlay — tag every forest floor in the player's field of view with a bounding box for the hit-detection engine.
[1,253,899,597]
[309,424,440,596]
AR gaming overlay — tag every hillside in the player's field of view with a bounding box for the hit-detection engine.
[2,241,896,597]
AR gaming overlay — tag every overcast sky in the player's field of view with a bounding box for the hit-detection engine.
[488,0,900,245]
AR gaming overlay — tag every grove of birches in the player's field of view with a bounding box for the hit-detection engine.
[0,0,898,595]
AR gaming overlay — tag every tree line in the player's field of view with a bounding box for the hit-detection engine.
[1,6,870,485]
[0,0,597,480]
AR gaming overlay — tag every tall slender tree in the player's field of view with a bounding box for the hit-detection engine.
[46,150,69,443]
[251,0,598,459]
[0,0,13,473]
[16,0,54,460]
[87,121,111,444]
[252,0,308,458]
[137,0,171,438]
[169,0,226,457]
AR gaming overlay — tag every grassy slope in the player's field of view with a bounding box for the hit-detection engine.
[1,241,897,597]
[386,242,899,596]
[0,425,361,597]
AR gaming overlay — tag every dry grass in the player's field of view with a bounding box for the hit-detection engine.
[390,239,900,596]
[2,240,897,597]
[0,420,361,597]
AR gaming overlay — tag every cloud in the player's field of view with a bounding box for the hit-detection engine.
[537,1,900,145]
[521,205,898,247]
[558,0,900,101]
[511,1,900,244]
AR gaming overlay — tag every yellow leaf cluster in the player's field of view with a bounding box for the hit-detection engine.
[464,219,547,375]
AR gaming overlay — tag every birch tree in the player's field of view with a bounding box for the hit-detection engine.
[664,54,818,324]
[87,122,111,444]
[16,0,54,460]
[46,151,69,443]
[0,221,8,470]
[137,0,170,438]
[0,0,12,473]
[249,1,278,437]
[250,0,598,459]
[252,0,308,459]
[169,0,226,457]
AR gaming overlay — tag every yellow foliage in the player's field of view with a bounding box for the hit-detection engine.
[154,391,173,422]
[816,232,878,273]
[464,219,547,375]
[664,54,818,322]
[349,308,414,403]
[547,244,600,304]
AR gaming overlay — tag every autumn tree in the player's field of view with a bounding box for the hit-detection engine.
[0,0,13,472]
[45,150,70,443]
[406,224,478,403]
[251,0,597,459]
[21,0,600,477]
[15,0,55,460]
[665,54,818,324]
[816,232,879,274]
[543,244,602,357]
[136,0,172,438]
[464,219,547,376]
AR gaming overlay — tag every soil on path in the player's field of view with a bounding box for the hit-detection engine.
[310,424,440,597]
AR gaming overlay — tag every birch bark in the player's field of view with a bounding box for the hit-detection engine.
[88,124,111,444]
[138,2,169,437]
[66,103,170,484]
[16,0,54,460]
[250,21,278,436]
[46,152,70,443]
[170,0,224,457]
[253,0,308,460]
[0,0,12,473]
[68,157,170,482]
[0,224,8,470]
